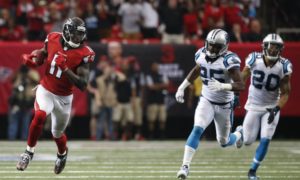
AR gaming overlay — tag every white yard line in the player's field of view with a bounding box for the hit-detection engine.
[0,175,300,179]
[1,170,300,173]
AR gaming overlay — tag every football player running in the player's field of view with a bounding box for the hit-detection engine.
[16,17,95,174]
[175,29,245,179]
[241,34,292,180]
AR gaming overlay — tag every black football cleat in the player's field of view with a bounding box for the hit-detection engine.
[54,147,68,174]
[16,150,34,171]
[248,169,260,180]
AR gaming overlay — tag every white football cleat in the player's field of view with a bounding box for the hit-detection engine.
[235,125,243,148]
[177,165,189,179]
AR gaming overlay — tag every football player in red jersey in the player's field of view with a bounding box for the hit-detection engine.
[16,17,95,174]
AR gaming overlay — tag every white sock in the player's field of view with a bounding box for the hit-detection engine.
[182,145,196,167]
[233,131,242,141]
[26,145,35,153]
[58,150,67,156]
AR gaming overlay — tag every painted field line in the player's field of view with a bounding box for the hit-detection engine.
[1,161,300,165]
[1,175,300,179]
[3,166,298,169]
[1,170,300,173]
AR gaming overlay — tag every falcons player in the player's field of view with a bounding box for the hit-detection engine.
[16,17,95,174]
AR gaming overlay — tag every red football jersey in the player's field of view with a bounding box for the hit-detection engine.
[40,32,95,96]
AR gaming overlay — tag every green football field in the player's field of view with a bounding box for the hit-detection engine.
[0,140,300,180]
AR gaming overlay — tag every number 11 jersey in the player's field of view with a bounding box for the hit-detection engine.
[40,32,95,96]
[245,52,292,111]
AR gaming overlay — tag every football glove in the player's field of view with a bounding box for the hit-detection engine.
[22,54,38,68]
[207,78,232,91]
[266,106,280,124]
[175,88,185,103]
[175,79,191,103]
[55,52,68,71]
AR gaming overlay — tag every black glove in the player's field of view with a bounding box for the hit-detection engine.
[233,95,240,109]
[266,106,280,124]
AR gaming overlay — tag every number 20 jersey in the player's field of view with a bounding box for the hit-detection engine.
[195,47,241,103]
[40,32,95,96]
[245,52,293,111]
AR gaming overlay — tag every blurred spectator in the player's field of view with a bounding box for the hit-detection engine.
[183,0,201,40]
[223,0,242,30]
[243,18,263,42]
[84,2,99,41]
[0,18,26,41]
[26,0,48,41]
[127,57,146,140]
[159,0,185,44]
[113,63,135,141]
[8,65,40,140]
[228,23,244,42]
[107,41,124,70]
[145,62,169,139]
[241,0,256,19]
[141,0,159,39]
[45,2,65,33]
[96,0,115,39]
[87,60,103,140]
[0,9,11,27]
[118,0,143,40]
[201,0,225,37]
[92,59,117,140]
[16,0,34,27]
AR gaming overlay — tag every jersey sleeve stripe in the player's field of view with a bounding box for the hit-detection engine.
[223,53,236,68]
[195,52,200,61]
[228,65,240,69]
[283,61,289,74]
[248,53,256,66]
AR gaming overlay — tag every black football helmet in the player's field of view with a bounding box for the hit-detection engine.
[62,17,86,48]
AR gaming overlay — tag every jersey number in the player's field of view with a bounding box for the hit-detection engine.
[49,54,62,78]
[252,70,280,91]
[200,67,225,85]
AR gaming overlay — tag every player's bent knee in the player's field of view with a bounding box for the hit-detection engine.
[33,110,47,125]
[52,130,63,138]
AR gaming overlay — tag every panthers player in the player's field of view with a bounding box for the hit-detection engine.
[16,17,95,174]
[175,29,245,179]
[241,34,292,180]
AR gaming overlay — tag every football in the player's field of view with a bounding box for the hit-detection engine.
[31,49,45,65]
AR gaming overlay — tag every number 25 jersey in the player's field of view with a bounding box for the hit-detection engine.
[195,47,241,103]
[40,32,95,96]
[245,52,292,111]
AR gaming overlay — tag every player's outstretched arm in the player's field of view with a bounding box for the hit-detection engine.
[64,63,90,91]
[266,75,291,124]
[175,65,200,103]
[277,75,291,109]
[228,68,245,92]
[22,47,47,68]
[241,66,251,83]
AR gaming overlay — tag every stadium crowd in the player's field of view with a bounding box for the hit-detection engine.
[2,0,265,141]
[0,0,262,43]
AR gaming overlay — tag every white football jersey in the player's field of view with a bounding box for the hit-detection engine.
[195,47,241,103]
[244,52,293,111]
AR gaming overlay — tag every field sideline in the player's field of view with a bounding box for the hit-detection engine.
[0,141,300,180]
